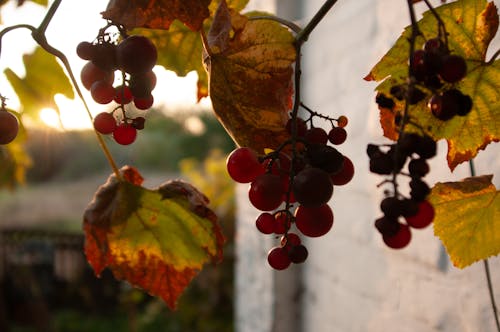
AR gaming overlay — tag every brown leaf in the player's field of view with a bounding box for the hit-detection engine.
[204,1,296,153]
[103,0,211,31]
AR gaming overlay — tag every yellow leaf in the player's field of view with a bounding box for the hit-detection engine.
[430,175,500,268]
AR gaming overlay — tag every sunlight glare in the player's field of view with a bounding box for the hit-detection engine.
[39,108,61,129]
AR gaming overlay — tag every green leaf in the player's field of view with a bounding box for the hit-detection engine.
[430,175,500,268]
[133,0,249,100]
[365,0,500,170]
[83,166,224,310]
[4,47,74,118]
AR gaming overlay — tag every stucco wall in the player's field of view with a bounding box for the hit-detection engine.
[236,1,500,332]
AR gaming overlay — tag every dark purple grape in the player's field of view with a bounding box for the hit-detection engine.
[292,167,333,207]
[439,55,467,83]
[375,93,395,109]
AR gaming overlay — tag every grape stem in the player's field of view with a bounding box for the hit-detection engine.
[469,160,500,332]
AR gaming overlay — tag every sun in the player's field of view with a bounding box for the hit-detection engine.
[39,108,62,129]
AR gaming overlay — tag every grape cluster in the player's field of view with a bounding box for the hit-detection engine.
[384,37,472,122]
[0,96,19,145]
[227,109,354,270]
[77,28,158,145]
[367,133,436,249]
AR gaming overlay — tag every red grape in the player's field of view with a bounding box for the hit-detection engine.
[405,200,435,229]
[255,213,275,234]
[113,123,137,145]
[80,62,114,90]
[273,211,291,234]
[285,117,307,137]
[328,127,347,145]
[134,94,154,110]
[93,112,116,134]
[330,156,354,185]
[90,80,116,104]
[383,223,411,249]
[292,167,333,207]
[0,110,19,144]
[76,41,94,60]
[280,233,301,248]
[114,85,133,104]
[226,147,264,183]
[295,204,334,237]
[117,35,157,74]
[267,247,291,270]
[248,173,284,211]
[305,127,328,145]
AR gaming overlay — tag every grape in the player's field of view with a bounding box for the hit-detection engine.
[292,167,333,207]
[366,144,381,158]
[91,42,117,71]
[305,127,328,145]
[330,155,354,185]
[285,117,307,137]
[369,153,393,175]
[281,233,301,248]
[337,115,348,128]
[93,112,116,134]
[415,135,437,160]
[255,212,275,234]
[90,80,116,104]
[428,91,459,121]
[409,178,430,202]
[382,223,411,249]
[424,38,445,53]
[132,117,146,130]
[439,55,467,83]
[267,247,291,270]
[262,152,291,177]
[129,71,157,98]
[114,85,133,104]
[226,147,264,183]
[248,173,284,211]
[76,41,94,60]
[400,198,419,218]
[295,204,334,237]
[0,110,19,144]
[113,123,137,145]
[380,196,403,218]
[410,49,428,81]
[289,244,308,264]
[408,158,429,177]
[273,211,291,234]
[328,127,347,145]
[375,93,395,109]
[306,144,344,174]
[80,62,114,90]
[405,200,435,229]
[117,35,157,74]
[457,93,473,116]
[134,94,154,110]
[374,216,400,237]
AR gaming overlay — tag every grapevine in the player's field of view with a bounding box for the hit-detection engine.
[0,0,498,325]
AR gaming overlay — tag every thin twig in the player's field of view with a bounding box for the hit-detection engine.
[37,0,63,35]
[296,0,339,45]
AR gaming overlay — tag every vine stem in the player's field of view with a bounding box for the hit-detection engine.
[469,160,500,332]
[0,0,122,180]
[296,0,339,45]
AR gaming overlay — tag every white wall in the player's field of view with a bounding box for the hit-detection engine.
[236,1,500,332]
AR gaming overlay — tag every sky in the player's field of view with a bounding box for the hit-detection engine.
[0,0,211,130]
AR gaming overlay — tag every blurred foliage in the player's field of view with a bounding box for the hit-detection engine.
[23,109,235,183]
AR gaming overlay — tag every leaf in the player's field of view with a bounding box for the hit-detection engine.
[83,166,224,310]
[430,175,500,268]
[365,0,500,170]
[102,0,211,31]
[134,0,249,100]
[205,0,296,153]
[4,47,74,118]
